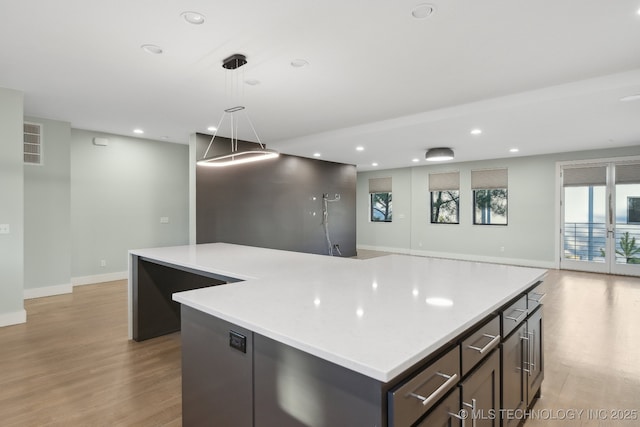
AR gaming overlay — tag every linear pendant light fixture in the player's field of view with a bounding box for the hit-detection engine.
[197,54,279,167]
[425,147,454,161]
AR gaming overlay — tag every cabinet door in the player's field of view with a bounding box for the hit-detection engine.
[416,388,462,427]
[460,349,500,427]
[526,307,544,405]
[501,323,527,427]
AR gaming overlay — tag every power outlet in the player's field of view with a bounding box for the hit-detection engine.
[160,217,169,224]
[100,259,107,267]
[0,224,9,234]
[229,330,247,353]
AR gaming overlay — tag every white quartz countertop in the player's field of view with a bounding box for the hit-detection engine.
[130,243,547,383]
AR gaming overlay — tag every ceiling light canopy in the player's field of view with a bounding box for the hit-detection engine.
[425,147,454,161]
[197,54,280,168]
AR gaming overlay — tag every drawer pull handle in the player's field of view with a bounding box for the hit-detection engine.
[505,308,527,323]
[467,334,501,355]
[449,410,466,427]
[407,372,458,407]
[528,292,546,304]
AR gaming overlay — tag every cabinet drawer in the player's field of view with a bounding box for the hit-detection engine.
[388,346,460,427]
[527,282,545,314]
[415,387,461,427]
[461,315,500,376]
[502,295,527,337]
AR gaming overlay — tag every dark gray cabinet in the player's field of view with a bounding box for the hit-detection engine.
[460,349,501,427]
[526,307,544,405]
[416,388,462,427]
[500,284,545,427]
[501,323,527,427]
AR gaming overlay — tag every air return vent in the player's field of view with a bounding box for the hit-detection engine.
[24,122,42,165]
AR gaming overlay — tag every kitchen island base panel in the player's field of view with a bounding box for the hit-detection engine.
[181,305,253,427]
[254,333,386,427]
[133,257,227,341]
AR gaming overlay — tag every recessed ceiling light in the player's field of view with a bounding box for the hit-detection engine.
[412,4,436,19]
[291,59,309,68]
[620,94,640,102]
[509,148,519,153]
[313,152,321,157]
[133,129,144,134]
[245,79,260,86]
[207,126,217,132]
[372,162,379,167]
[356,146,365,151]
[470,128,482,135]
[141,44,163,55]
[181,11,205,25]
[412,158,420,162]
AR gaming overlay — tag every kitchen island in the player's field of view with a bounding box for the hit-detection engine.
[128,243,547,426]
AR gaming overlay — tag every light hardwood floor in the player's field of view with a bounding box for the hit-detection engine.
[0,269,638,426]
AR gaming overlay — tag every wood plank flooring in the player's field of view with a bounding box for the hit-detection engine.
[0,269,638,426]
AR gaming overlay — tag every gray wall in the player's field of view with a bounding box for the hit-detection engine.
[71,129,190,278]
[0,87,25,325]
[195,133,357,256]
[24,117,71,291]
[358,145,640,267]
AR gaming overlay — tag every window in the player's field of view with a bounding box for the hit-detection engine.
[472,169,508,225]
[429,171,459,224]
[369,177,392,222]
[24,122,42,165]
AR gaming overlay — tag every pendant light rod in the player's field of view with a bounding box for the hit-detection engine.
[197,53,279,168]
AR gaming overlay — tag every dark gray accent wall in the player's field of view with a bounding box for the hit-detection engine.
[195,133,356,256]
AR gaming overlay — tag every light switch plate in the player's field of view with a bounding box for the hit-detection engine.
[160,217,169,224]
[0,224,10,234]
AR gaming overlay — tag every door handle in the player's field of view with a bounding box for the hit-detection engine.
[463,398,477,427]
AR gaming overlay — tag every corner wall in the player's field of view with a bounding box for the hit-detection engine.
[70,129,189,282]
[0,87,25,326]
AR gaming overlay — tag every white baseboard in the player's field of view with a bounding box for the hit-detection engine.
[357,245,555,269]
[71,271,128,286]
[0,309,27,327]
[356,245,412,255]
[24,283,73,300]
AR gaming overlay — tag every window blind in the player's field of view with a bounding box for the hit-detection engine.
[615,164,640,185]
[429,171,460,191]
[563,166,606,187]
[471,168,507,189]
[369,177,392,193]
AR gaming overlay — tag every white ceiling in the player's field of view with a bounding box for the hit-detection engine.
[2,0,640,171]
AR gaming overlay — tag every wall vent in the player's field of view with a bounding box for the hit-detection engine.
[24,122,42,165]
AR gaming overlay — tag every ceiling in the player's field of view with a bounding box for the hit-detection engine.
[2,0,640,171]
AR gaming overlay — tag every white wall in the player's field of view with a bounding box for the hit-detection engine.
[357,145,640,267]
[23,117,72,297]
[0,87,26,326]
[70,129,189,282]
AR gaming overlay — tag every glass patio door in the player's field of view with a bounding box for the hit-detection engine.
[561,161,640,276]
